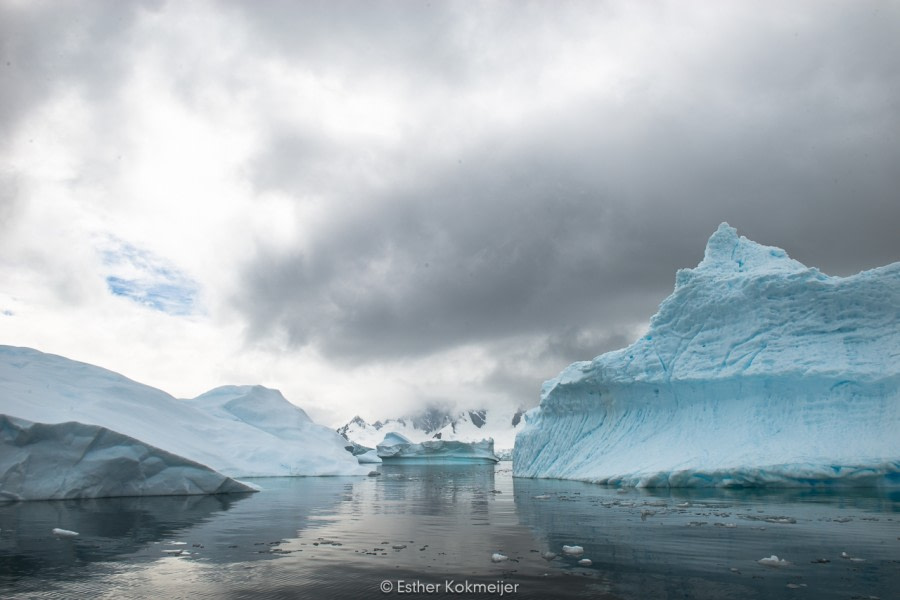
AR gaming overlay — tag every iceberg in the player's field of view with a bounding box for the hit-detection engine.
[513,223,900,487]
[0,346,368,480]
[338,405,525,459]
[0,415,256,500]
[377,432,499,464]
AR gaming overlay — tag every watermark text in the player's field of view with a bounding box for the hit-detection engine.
[380,579,520,596]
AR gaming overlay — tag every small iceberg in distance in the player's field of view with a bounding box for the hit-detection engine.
[376,432,499,464]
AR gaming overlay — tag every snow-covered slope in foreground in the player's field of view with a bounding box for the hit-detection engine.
[514,223,900,487]
[0,347,367,478]
[0,415,256,500]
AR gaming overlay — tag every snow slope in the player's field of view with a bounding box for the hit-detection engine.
[0,415,256,500]
[514,223,900,487]
[0,346,367,477]
[184,385,363,474]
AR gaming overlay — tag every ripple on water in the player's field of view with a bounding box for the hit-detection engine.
[1,465,897,599]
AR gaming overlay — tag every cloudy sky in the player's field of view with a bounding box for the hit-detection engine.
[2,0,898,426]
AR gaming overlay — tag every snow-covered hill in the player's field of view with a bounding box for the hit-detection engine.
[0,346,367,479]
[338,405,525,456]
[514,223,900,487]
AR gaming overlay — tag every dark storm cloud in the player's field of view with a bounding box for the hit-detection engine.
[0,1,158,142]
[481,328,638,406]
[234,1,900,366]
[237,136,672,360]
[221,0,567,88]
[0,172,21,231]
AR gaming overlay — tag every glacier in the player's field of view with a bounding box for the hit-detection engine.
[377,432,500,464]
[513,223,900,487]
[0,346,368,484]
[0,415,256,500]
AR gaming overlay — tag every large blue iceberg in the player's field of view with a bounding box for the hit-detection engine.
[513,223,900,487]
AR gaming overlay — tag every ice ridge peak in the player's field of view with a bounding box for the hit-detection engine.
[514,223,900,487]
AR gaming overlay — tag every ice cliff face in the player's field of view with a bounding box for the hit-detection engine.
[0,415,255,501]
[0,346,368,480]
[513,223,900,487]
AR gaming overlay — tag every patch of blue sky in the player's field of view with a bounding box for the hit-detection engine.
[100,237,200,316]
[106,276,198,316]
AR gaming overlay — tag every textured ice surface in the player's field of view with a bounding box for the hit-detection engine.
[514,223,900,487]
[0,415,255,500]
[377,432,499,464]
[0,347,368,478]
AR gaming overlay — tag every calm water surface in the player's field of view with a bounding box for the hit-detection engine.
[1,464,897,599]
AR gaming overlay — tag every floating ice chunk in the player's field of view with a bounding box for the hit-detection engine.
[578,559,592,566]
[52,528,78,537]
[542,551,557,561]
[491,553,509,562]
[758,555,790,567]
[562,545,584,556]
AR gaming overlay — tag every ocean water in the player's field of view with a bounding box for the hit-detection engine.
[1,464,897,599]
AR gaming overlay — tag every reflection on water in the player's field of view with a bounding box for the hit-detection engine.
[0,493,250,576]
[513,478,899,600]
[1,466,897,599]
